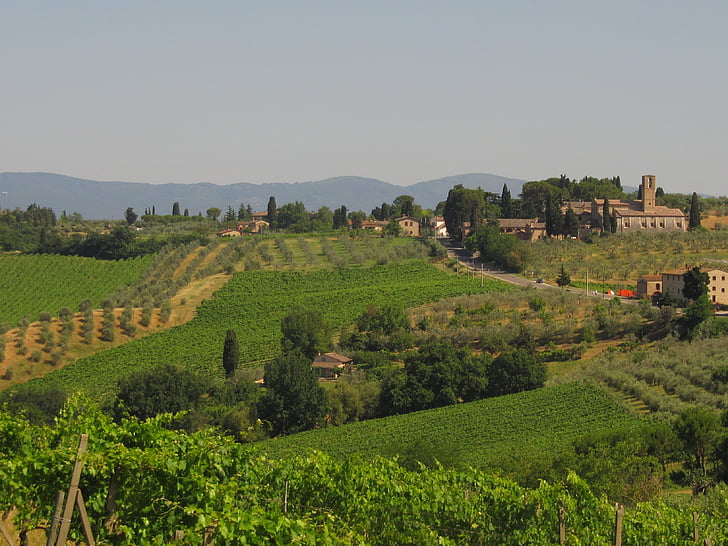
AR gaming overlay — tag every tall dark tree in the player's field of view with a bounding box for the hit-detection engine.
[544,193,564,237]
[602,198,610,232]
[172,201,181,216]
[124,207,138,226]
[689,192,701,230]
[500,184,513,219]
[257,350,327,435]
[266,196,278,227]
[222,329,240,378]
[333,205,348,229]
[556,264,571,287]
[280,306,332,358]
[443,185,486,243]
[683,267,709,301]
[393,195,415,217]
[563,207,579,238]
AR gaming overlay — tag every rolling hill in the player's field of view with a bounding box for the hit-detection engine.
[0,171,525,219]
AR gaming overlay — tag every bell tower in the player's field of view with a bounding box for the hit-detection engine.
[641,175,656,211]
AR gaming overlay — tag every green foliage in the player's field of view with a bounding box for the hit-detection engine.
[114,363,212,421]
[674,294,713,340]
[683,266,710,301]
[443,184,489,242]
[4,403,727,544]
[487,348,546,396]
[466,224,529,273]
[257,350,327,435]
[675,406,720,475]
[2,385,67,425]
[380,339,490,414]
[280,306,332,358]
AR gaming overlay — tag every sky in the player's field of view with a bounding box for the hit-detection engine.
[2,1,727,195]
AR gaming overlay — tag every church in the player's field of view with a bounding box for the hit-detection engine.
[564,175,688,234]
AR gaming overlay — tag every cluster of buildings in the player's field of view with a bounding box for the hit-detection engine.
[495,175,689,242]
[637,268,728,306]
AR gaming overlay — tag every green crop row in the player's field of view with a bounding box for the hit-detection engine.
[258,382,642,470]
[0,254,153,325]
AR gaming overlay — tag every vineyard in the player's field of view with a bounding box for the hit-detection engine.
[2,401,728,545]
[0,254,153,326]
[10,260,509,402]
[258,382,643,471]
[0,234,449,391]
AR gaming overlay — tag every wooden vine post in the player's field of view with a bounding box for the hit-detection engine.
[47,434,95,546]
[614,503,624,546]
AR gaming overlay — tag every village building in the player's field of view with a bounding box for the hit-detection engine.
[497,218,547,242]
[217,228,242,237]
[635,274,662,300]
[311,353,354,380]
[362,220,389,232]
[396,216,420,237]
[431,217,448,238]
[563,175,688,234]
[659,267,728,306]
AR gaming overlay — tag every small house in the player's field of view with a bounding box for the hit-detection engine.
[311,353,353,379]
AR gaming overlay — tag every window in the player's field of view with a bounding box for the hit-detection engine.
[656,283,661,291]
[722,288,725,293]
[712,286,716,291]
[713,276,717,280]
[641,222,646,228]
[650,222,656,228]
[660,222,664,228]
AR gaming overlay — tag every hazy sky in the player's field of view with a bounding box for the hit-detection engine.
[2,1,726,194]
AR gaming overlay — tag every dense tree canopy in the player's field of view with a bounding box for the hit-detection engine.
[280,306,332,358]
[257,350,327,435]
[114,364,211,421]
[487,349,546,397]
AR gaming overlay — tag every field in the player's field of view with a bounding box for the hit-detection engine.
[0,253,153,325]
[258,382,643,471]
[15,260,510,401]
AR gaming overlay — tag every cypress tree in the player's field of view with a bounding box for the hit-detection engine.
[222,329,240,378]
[689,192,701,230]
[500,184,513,219]
[267,196,278,227]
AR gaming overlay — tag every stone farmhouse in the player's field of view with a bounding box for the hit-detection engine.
[396,216,420,237]
[563,175,688,234]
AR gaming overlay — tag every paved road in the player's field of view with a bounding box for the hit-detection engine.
[439,237,625,301]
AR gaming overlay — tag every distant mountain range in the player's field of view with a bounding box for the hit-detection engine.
[0,172,525,220]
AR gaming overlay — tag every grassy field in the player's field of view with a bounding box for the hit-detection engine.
[256,382,643,471]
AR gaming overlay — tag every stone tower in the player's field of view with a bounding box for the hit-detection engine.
[641,175,656,211]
